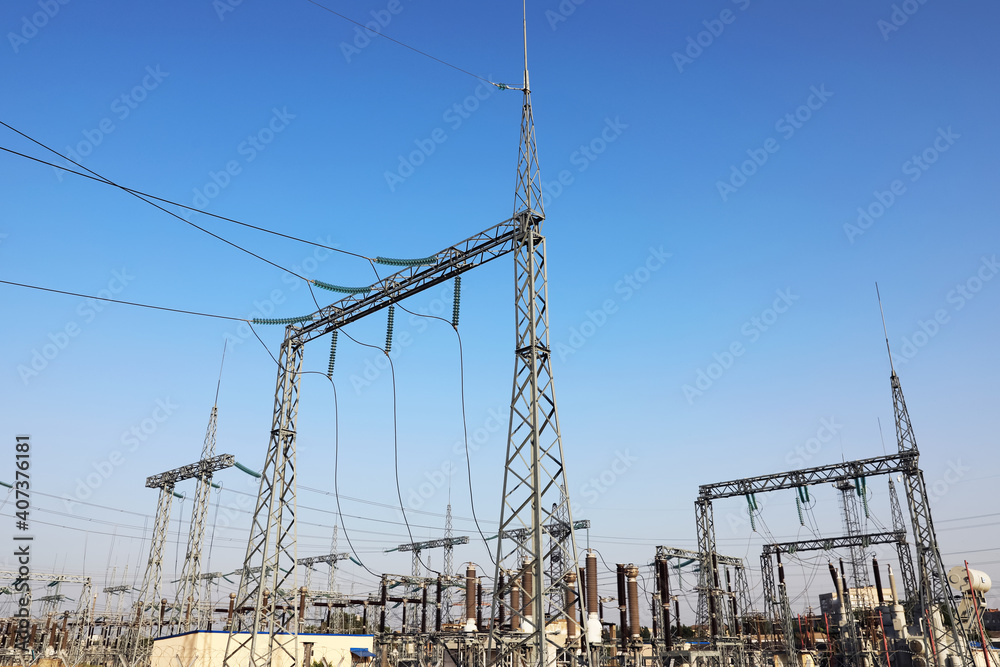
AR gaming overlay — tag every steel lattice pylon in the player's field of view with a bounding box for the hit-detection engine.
[224,335,303,667]
[888,476,919,609]
[125,482,177,666]
[444,504,455,623]
[487,66,588,667]
[835,479,871,590]
[890,370,973,667]
[174,403,220,631]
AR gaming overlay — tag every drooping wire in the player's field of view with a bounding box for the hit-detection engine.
[0,279,247,321]
[0,144,372,262]
[303,0,519,90]
[0,120,311,282]
[388,298,494,564]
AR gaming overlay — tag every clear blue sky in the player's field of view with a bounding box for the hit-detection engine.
[1,0,998,621]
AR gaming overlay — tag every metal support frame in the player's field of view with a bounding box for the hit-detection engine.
[125,482,176,666]
[486,75,587,667]
[888,476,919,608]
[890,370,973,667]
[175,408,233,632]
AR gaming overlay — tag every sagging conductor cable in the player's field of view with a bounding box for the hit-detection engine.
[0,144,372,263]
[0,120,310,282]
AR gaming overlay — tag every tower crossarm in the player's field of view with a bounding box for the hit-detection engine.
[698,451,916,500]
[391,537,469,553]
[297,553,351,567]
[289,219,519,346]
[145,453,235,488]
[761,530,906,556]
[655,546,744,568]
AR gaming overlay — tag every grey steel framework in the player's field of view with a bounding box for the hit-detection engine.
[444,505,455,622]
[887,477,919,607]
[655,546,749,641]
[221,54,584,667]
[759,530,913,622]
[298,552,350,590]
[392,536,470,577]
[1,570,93,665]
[486,68,588,667]
[889,366,972,666]
[175,403,234,632]
[126,453,235,666]
[835,479,872,590]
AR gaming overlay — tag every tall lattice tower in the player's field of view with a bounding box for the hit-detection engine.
[443,503,455,622]
[488,9,588,667]
[879,288,973,666]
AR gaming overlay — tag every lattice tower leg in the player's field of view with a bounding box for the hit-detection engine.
[175,406,218,632]
[223,334,302,667]
[891,373,973,667]
[126,483,175,667]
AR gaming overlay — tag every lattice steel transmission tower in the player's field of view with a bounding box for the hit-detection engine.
[835,479,871,589]
[487,13,588,667]
[125,478,181,666]
[887,476,919,605]
[224,335,303,667]
[878,289,973,667]
[444,504,455,622]
[175,354,228,632]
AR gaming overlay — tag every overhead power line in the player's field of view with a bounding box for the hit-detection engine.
[0,144,372,262]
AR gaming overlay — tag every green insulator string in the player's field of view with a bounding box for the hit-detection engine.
[313,280,372,294]
[452,276,461,328]
[251,315,313,325]
[748,506,756,532]
[374,255,438,267]
[796,496,805,526]
[798,486,810,504]
[385,305,395,353]
[327,330,339,378]
[746,493,758,511]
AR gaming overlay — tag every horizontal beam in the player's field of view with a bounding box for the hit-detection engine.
[393,537,469,553]
[0,571,91,585]
[289,217,521,346]
[762,530,906,556]
[698,451,916,500]
[145,453,235,488]
[297,552,351,566]
[655,546,744,568]
[501,519,591,542]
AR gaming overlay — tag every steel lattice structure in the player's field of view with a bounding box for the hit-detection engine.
[175,404,234,631]
[888,476,919,605]
[890,368,973,666]
[222,46,585,667]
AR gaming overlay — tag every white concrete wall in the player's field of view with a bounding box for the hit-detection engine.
[150,631,374,667]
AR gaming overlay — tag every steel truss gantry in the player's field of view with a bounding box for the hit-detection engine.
[125,453,234,666]
[759,530,914,626]
[223,55,584,667]
[656,546,750,643]
[174,395,234,632]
